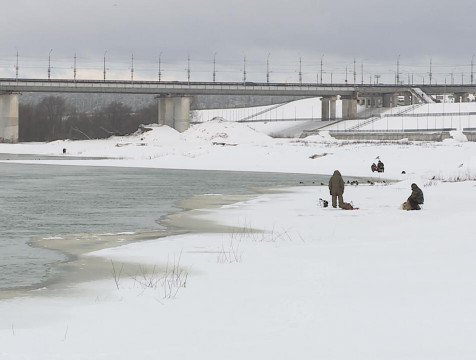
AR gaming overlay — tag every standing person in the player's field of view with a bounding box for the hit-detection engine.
[407,183,424,210]
[328,170,345,208]
[377,160,385,173]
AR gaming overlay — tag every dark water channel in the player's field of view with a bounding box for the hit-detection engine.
[0,161,329,290]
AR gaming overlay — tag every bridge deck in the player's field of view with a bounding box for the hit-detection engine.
[1,78,475,96]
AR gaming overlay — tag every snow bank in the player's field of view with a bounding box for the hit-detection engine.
[183,119,274,145]
[1,99,476,359]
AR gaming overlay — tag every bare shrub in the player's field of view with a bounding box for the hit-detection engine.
[217,237,243,264]
[111,260,124,290]
[127,251,188,299]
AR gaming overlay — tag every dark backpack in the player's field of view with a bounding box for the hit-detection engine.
[341,202,354,210]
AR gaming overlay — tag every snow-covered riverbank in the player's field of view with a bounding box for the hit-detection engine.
[1,114,475,359]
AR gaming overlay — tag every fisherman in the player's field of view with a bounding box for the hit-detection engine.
[328,170,345,208]
[406,183,424,210]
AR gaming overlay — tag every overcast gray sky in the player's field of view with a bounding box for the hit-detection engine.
[1,0,475,83]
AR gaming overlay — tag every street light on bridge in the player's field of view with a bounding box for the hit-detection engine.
[266,53,270,84]
[213,52,217,82]
[103,51,107,81]
[187,55,191,84]
[243,55,247,84]
[158,52,162,82]
[299,57,302,85]
[320,54,324,85]
[15,51,19,80]
[131,53,134,82]
[48,49,53,80]
[396,54,400,85]
[471,54,474,85]
[73,52,77,82]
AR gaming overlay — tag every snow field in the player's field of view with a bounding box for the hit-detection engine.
[1,99,476,359]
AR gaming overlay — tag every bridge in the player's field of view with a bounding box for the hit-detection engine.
[1,77,476,142]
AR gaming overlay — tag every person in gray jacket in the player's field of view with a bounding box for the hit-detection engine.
[328,170,345,208]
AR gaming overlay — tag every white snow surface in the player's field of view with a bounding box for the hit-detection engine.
[1,100,476,359]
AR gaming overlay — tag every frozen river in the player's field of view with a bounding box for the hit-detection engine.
[0,161,327,290]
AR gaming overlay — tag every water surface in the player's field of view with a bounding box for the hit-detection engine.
[0,162,328,290]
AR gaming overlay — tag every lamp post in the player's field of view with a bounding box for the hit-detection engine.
[48,49,53,80]
[243,55,247,84]
[353,57,356,85]
[471,54,474,85]
[15,51,19,80]
[299,57,302,85]
[361,61,364,85]
[187,55,191,84]
[103,51,107,81]
[73,52,77,82]
[266,53,270,84]
[158,52,162,82]
[131,53,134,82]
[320,54,324,84]
[396,54,400,85]
[213,52,217,82]
[429,58,433,85]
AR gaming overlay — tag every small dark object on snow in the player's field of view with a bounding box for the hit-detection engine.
[341,202,354,210]
[62,148,66,154]
[350,180,359,186]
[402,170,406,174]
[319,198,329,208]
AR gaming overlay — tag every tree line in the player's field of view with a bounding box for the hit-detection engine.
[19,96,157,142]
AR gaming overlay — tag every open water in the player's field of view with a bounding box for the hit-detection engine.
[0,161,329,290]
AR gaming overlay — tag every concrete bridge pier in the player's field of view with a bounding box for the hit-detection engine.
[0,93,19,143]
[157,94,192,132]
[454,93,469,103]
[383,93,399,108]
[404,92,413,105]
[321,96,337,120]
[341,96,357,120]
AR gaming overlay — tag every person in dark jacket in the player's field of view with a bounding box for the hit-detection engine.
[377,160,384,173]
[328,170,345,208]
[407,183,424,210]
[371,163,378,172]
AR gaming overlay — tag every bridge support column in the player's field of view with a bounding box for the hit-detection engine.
[341,97,357,120]
[0,93,19,143]
[383,94,398,108]
[404,93,412,105]
[157,95,192,132]
[321,96,337,120]
[369,95,382,108]
[454,93,469,103]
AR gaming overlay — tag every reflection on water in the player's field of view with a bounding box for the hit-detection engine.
[0,162,327,290]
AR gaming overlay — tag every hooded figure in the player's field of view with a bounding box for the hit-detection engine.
[407,183,424,210]
[328,170,345,208]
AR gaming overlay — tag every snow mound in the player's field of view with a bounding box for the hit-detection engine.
[449,130,468,142]
[183,119,274,145]
[128,124,183,145]
[301,131,337,143]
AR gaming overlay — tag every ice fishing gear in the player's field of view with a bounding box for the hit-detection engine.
[319,198,329,208]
